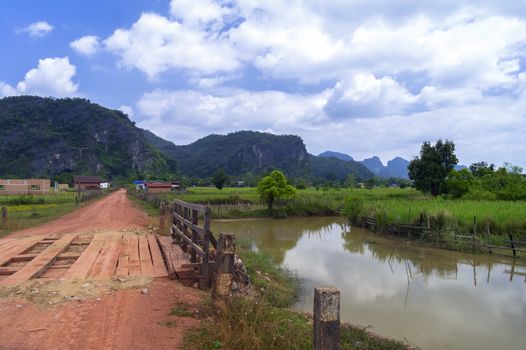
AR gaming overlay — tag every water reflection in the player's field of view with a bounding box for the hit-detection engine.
[213,217,526,350]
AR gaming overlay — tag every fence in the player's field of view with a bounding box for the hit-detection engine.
[363,216,526,258]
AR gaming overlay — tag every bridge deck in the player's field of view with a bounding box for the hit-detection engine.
[0,232,175,286]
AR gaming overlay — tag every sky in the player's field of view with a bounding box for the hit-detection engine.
[1,0,526,168]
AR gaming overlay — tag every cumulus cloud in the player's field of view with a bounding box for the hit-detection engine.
[324,73,419,118]
[136,88,328,144]
[19,21,54,37]
[0,57,78,98]
[104,12,239,80]
[70,35,101,56]
[72,0,526,167]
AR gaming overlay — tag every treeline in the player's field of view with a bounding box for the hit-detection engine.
[408,139,525,200]
[447,162,526,200]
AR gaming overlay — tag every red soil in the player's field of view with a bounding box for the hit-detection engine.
[0,190,204,350]
[7,189,149,238]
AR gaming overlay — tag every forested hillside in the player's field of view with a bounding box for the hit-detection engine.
[0,96,172,180]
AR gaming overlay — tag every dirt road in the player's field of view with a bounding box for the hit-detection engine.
[8,189,149,238]
[0,190,203,350]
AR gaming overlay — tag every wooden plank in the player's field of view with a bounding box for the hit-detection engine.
[128,235,141,276]
[0,267,19,275]
[62,234,106,279]
[0,236,45,267]
[157,236,188,279]
[172,213,205,236]
[115,235,131,276]
[0,234,77,286]
[171,224,204,257]
[9,254,37,262]
[173,199,207,212]
[89,234,122,279]
[148,235,168,277]
[138,235,155,277]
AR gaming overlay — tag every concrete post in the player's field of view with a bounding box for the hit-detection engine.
[313,286,341,350]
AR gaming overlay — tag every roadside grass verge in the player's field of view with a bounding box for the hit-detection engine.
[0,192,104,238]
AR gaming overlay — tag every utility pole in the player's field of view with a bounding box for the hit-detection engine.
[72,147,88,202]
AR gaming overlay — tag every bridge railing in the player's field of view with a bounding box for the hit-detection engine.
[171,199,235,298]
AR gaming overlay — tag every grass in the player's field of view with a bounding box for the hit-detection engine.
[182,247,415,350]
[158,186,525,238]
[0,191,108,238]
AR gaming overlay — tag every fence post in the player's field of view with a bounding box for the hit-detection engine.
[212,233,235,303]
[314,287,340,350]
[472,216,477,253]
[200,207,211,289]
[1,207,7,227]
[159,203,166,230]
[509,233,517,257]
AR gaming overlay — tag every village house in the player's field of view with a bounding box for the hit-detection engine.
[99,180,111,189]
[0,179,51,195]
[145,180,172,193]
[73,175,101,192]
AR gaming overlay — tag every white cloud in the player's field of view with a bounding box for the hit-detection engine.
[0,82,17,98]
[70,35,101,56]
[104,12,239,80]
[0,57,78,98]
[71,0,526,167]
[19,21,54,37]
[324,73,419,118]
[119,105,134,118]
[136,88,328,144]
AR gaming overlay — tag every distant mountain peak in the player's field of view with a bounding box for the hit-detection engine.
[318,151,354,161]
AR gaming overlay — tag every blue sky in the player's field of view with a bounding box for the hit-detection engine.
[1,0,526,168]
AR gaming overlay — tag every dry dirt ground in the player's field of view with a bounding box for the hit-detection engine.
[0,190,204,350]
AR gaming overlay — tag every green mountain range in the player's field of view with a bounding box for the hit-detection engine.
[0,96,374,183]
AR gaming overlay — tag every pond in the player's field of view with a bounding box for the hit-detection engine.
[212,217,526,350]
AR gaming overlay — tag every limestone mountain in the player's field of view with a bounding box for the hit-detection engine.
[144,130,374,181]
[0,96,172,179]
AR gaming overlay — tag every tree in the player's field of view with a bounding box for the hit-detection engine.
[446,168,474,198]
[408,139,458,196]
[469,161,495,178]
[212,169,228,190]
[256,170,296,210]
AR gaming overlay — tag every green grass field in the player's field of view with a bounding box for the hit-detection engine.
[0,192,98,237]
[158,186,526,238]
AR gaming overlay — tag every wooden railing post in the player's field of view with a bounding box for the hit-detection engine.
[313,287,340,350]
[159,202,166,230]
[1,207,6,227]
[200,207,211,289]
[212,233,235,301]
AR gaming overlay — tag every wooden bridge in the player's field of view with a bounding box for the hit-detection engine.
[0,199,234,295]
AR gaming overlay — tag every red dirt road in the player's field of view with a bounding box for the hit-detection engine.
[8,189,149,238]
[0,190,203,350]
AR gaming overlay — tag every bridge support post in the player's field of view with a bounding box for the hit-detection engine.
[313,286,340,350]
[212,233,235,306]
[159,203,165,230]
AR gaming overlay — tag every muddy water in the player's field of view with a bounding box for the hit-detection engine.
[212,217,526,350]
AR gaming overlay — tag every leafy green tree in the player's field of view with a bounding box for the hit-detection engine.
[212,169,228,190]
[446,168,474,198]
[408,139,458,196]
[469,161,495,178]
[256,170,296,210]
